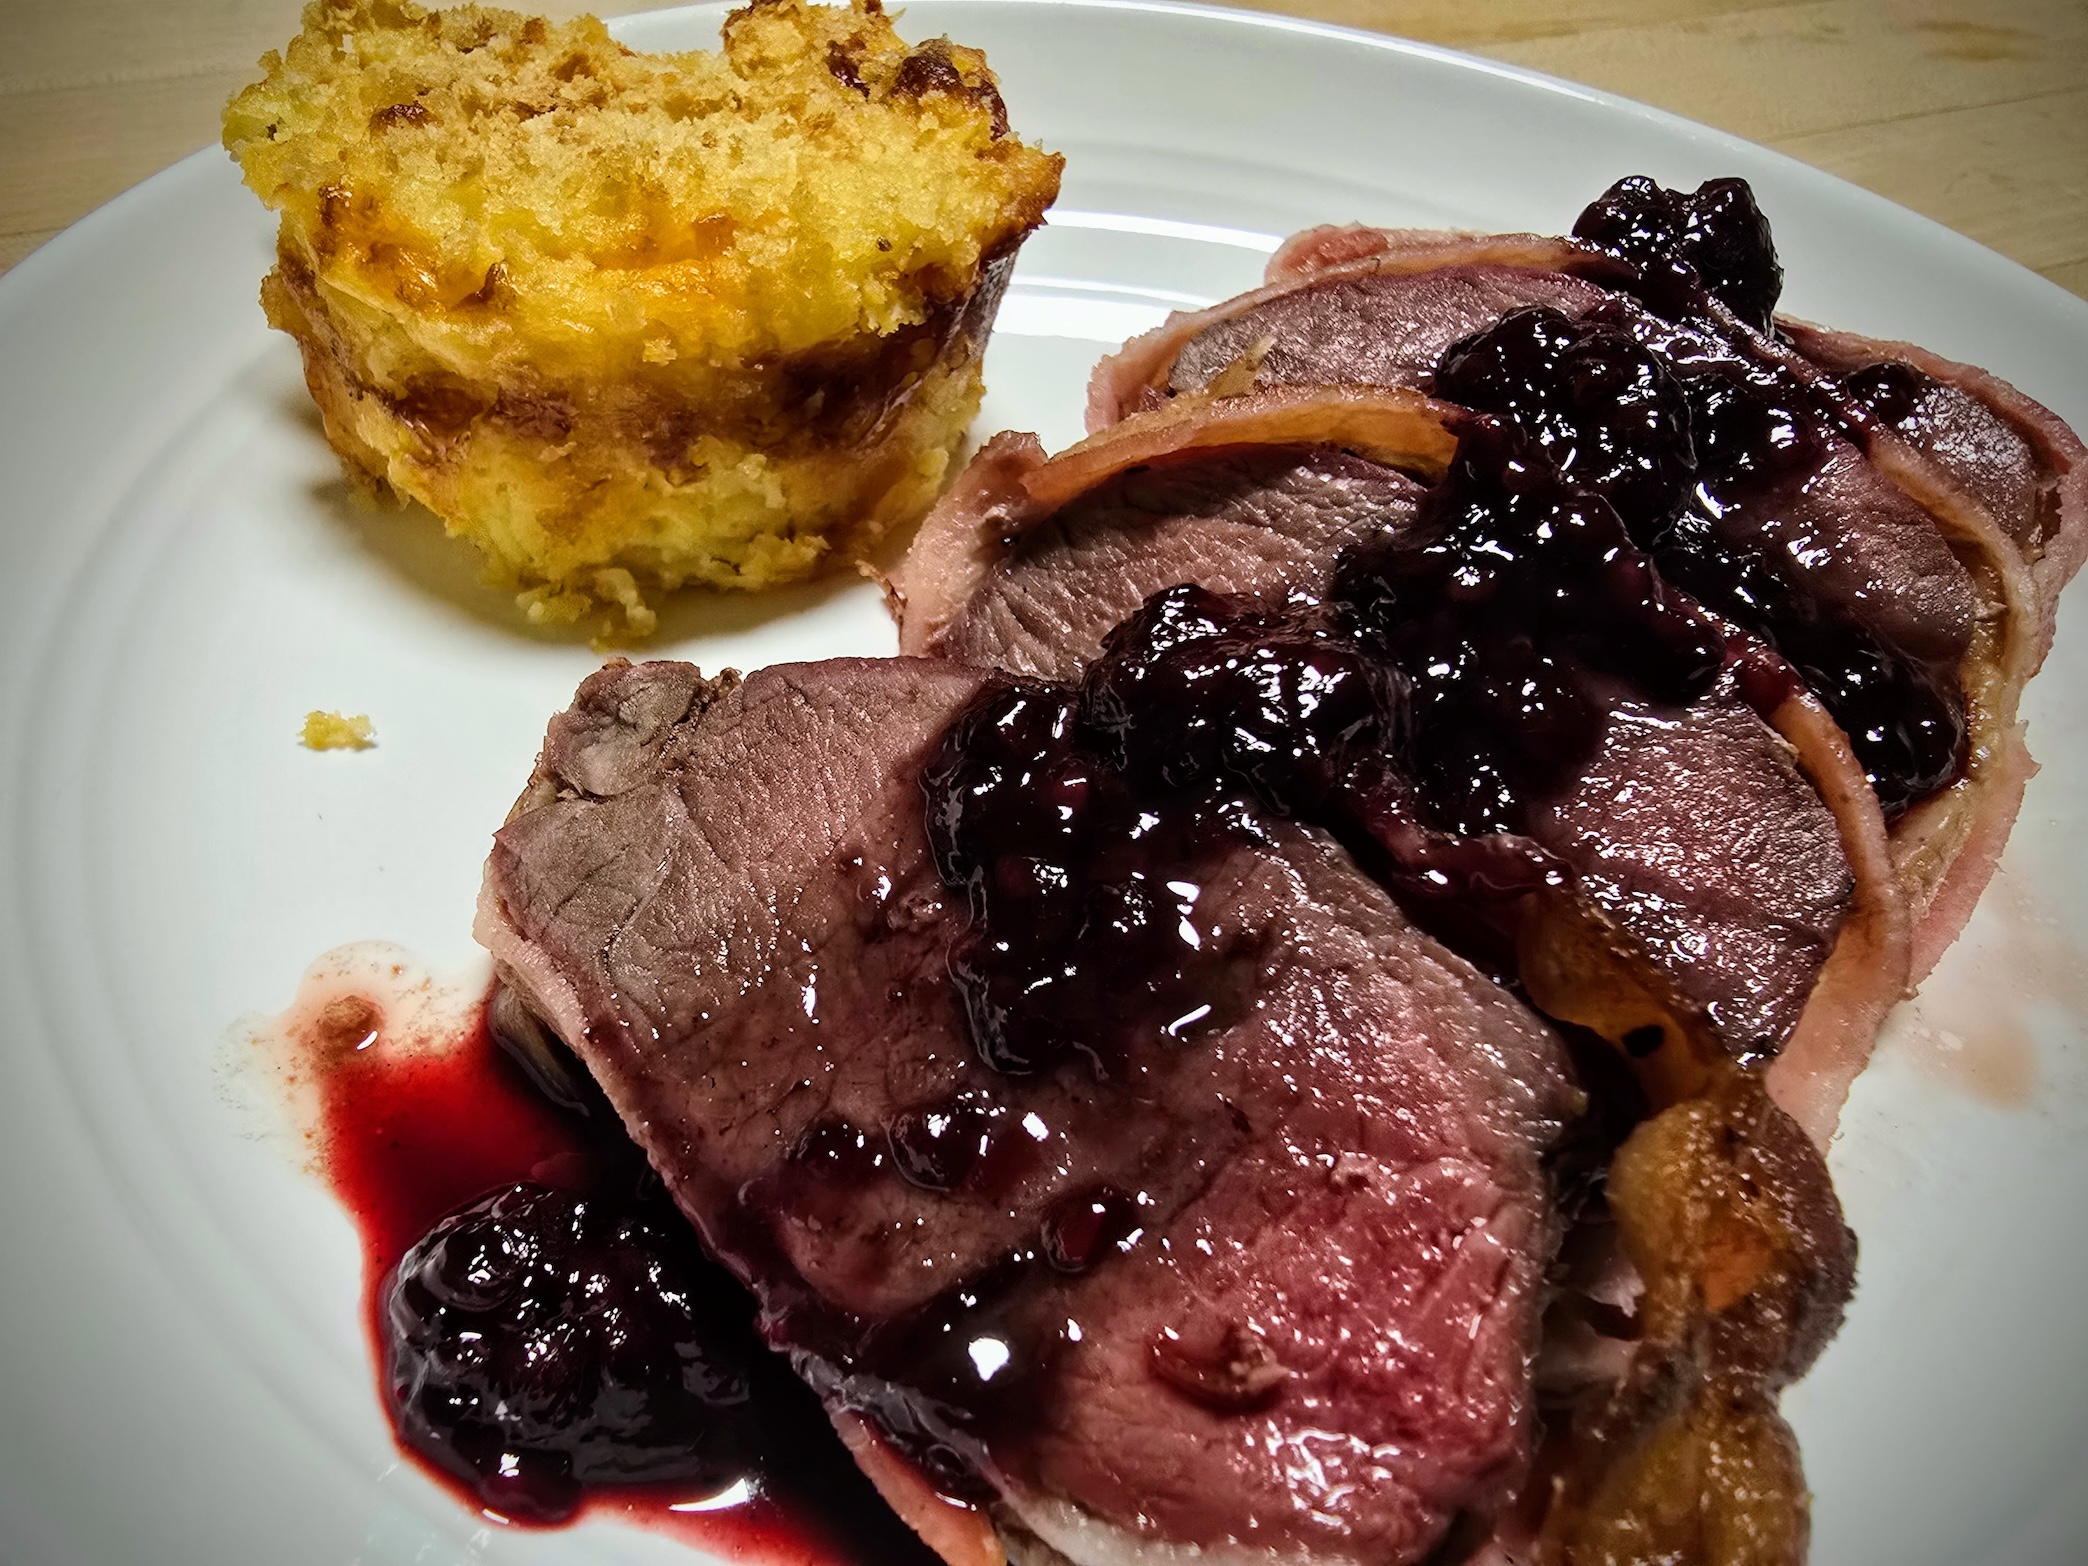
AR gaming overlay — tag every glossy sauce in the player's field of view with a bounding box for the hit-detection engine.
[1333,409,1726,837]
[921,582,1574,1091]
[272,958,937,1564]
[921,589,1408,1082]
[1418,242,1966,815]
[1571,173,1784,334]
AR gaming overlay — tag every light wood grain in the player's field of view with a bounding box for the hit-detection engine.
[0,0,2081,298]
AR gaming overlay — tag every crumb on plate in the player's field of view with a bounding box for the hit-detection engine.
[302,710,378,750]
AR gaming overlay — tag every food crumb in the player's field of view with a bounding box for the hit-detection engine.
[301,710,376,751]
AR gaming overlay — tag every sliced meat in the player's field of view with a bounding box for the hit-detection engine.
[892,386,1458,666]
[1167,265,1614,404]
[896,391,1866,1074]
[1783,318,2088,631]
[1525,687,1854,1064]
[1091,230,1983,766]
[1075,217,2087,1128]
[1768,320,2088,987]
[1087,234,1613,431]
[478,656,1583,1566]
[1690,440,1974,674]
[1768,323,2084,982]
[931,444,1424,679]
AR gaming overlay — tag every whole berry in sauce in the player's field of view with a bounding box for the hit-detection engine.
[383,1182,756,1523]
[1574,174,1784,335]
[1335,421,1725,835]
[1434,303,1696,527]
[1082,583,1407,814]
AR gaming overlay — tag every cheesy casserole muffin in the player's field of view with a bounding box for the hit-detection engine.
[225,0,1062,633]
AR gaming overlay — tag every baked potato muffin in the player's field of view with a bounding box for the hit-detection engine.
[226,0,1062,633]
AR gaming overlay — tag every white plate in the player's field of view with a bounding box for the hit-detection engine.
[2,3,2086,1562]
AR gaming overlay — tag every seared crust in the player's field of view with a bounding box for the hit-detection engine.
[1533,1075,1852,1566]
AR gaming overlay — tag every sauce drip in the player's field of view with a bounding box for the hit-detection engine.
[920,584,1565,1081]
[923,675,1262,1078]
[922,589,1410,1083]
[290,969,937,1563]
[1842,358,1937,431]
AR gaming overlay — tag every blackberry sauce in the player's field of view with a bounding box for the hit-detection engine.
[1427,288,1966,815]
[385,1183,762,1523]
[920,584,1571,1085]
[1333,416,1727,837]
[922,673,1266,1079]
[1573,174,1784,335]
[1842,358,1937,431]
[302,975,937,1563]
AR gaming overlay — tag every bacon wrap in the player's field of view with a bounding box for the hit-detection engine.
[1778,319,2088,985]
[1081,223,2087,1144]
[890,385,1459,655]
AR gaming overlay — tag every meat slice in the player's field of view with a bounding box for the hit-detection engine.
[1091,231,1982,772]
[478,656,1583,1566]
[928,444,1425,678]
[893,385,1458,666]
[1087,233,1612,431]
[1071,214,2088,1126]
[1766,320,2088,990]
[1782,318,2088,633]
[895,391,1868,1073]
[1525,687,1854,1062]
[1166,265,1613,405]
[1687,439,1974,674]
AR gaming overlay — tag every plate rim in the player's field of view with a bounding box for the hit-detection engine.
[0,6,2084,1565]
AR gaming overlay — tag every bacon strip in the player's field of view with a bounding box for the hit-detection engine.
[1780,321,2088,983]
[1761,688,1911,1144]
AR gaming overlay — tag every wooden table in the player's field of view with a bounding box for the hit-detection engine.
[3,0,2083,297]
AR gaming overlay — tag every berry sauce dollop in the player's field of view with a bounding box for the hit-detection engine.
[919,583,1565,1084]
[921,597,1372,1079]
[1423,294,1966,815]
[1333,413,1727,837]
[1572,173,1784,335]
[384,1182,755,1523]
[285,963,937,1563]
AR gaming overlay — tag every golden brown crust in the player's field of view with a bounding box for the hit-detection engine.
[1541,1374,1810,1566]
[226,0,1062,630]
